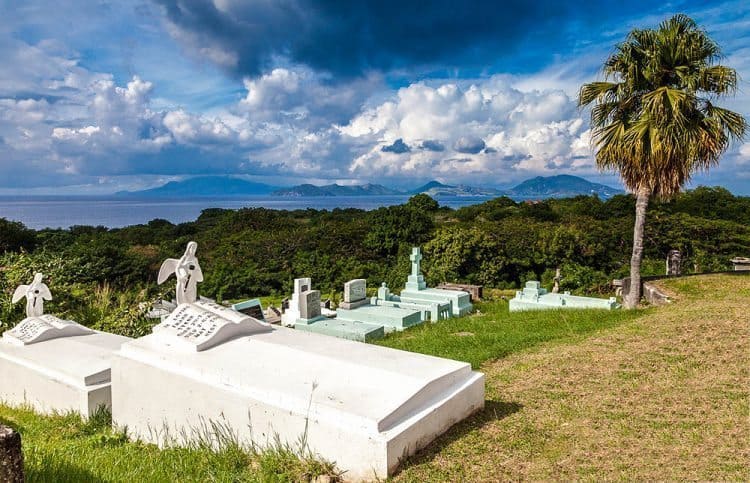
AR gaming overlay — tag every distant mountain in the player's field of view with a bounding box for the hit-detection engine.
[116,176,278,197]
[413,180,503,197]
[506,175,623,198]
[272,183,402,197]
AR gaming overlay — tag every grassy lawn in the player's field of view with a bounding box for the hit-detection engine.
[391,273,750,481]
[1,274,747,481]
[0,406,337,482]
[376,296,642,368]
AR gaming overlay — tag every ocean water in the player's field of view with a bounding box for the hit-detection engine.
[0,195,493,230]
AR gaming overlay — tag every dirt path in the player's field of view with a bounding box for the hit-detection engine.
[395,274,750,481]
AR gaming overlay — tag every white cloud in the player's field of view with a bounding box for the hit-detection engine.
[340,76,594,183]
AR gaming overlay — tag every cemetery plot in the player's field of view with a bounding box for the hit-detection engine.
[509,281,620,312]
[0,274,132,417]
[111,325,484,480]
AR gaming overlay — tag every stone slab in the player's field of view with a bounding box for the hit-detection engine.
[231,298,265,322]
[111,326,484,480]
[0,332,131,417]
[294,318,384,342]
[336,305,423,332]
[509,286,619,312]
[337,298,370,310]
[399,287,473,317]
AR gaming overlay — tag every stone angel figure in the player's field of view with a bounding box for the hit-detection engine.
[12,273,53,317]
[158,241,203,304]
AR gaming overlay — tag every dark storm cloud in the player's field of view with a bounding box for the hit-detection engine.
[152,0,654,78]
[453,136,485,154]
[381,138,411,153]
[421,140,445,152]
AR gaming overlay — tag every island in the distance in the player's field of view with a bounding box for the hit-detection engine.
[116,175,623,199]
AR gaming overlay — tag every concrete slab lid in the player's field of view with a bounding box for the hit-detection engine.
[337,304,420,317]
[0,332,131,387]
[405,287,467,296]
[117,326,473,434]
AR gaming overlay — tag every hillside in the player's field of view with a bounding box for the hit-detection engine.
[116,176,278,197]
[508,174,622,198]
[1,274,746,480]
[383,273,749,480]
[412,175,622,198]
[272,183,401,196]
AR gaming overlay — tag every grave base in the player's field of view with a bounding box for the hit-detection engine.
[294,318,384,342]
[0,332,131,417]
[111,326,484,480]
[399,287,473,316]
[336,304,422,333]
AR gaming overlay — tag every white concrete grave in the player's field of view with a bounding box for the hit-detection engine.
[112,247,485,480]
[0,273,130,417]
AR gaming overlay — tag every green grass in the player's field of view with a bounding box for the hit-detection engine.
[0,405,339,482]
[375,298,644,368]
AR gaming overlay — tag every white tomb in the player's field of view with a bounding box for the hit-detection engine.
[0,273,130,417]
[112,245,485,480]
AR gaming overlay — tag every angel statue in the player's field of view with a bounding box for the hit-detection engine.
[12,272,53,317]
[158,241,203,304]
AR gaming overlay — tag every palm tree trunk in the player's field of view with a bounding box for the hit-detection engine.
[625,187,650,309]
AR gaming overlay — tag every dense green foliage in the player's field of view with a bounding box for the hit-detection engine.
[0,187,748,332]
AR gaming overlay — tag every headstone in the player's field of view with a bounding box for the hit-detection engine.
[552,267,561,293]
[377,282,391,301]
[281,278,313,327]
[0,425,23,483]
[264,306,282,325]
[232,298,265,322]
[0,275,130,417]
[321,298,332,310]
[339,279,369,310]
[666,250,682,276]
[300,290,322,320]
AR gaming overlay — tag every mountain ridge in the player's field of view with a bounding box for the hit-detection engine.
[117,174,623,199]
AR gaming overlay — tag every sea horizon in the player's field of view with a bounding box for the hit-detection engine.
[0,194,497,230]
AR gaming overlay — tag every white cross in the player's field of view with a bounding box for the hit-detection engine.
[410,248,422,276]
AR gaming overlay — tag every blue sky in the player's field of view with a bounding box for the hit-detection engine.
[0,0,748,194]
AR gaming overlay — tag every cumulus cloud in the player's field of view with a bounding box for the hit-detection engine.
[340,77,595,182]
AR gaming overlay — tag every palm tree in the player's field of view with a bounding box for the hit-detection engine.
[578,14,746,308]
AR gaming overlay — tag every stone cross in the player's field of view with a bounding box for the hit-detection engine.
[158,241,204,304]
[12,273,52,317]
[410,247,423,276]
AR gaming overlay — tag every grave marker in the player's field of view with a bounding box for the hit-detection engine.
[0,274,130,417]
